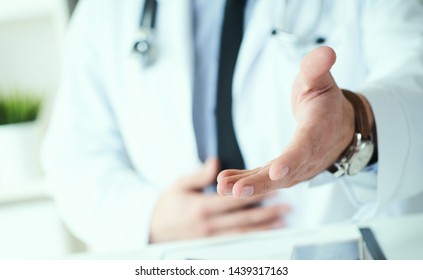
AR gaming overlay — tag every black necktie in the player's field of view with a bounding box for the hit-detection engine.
[216,0,247,171]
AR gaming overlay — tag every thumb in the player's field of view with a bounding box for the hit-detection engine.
[300,46,336,90]
[177,157,220,191]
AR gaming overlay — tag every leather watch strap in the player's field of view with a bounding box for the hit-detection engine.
[342,89,372,141]
[327,89,376,176]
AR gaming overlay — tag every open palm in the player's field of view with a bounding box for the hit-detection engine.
[217,46,355,199]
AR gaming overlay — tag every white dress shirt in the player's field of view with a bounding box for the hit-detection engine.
[192,0,256,162]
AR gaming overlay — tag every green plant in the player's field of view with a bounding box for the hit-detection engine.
[0,88,42,125]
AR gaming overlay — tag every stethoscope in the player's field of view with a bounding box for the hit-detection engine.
[133,0,325,67]
[132,0,158,66]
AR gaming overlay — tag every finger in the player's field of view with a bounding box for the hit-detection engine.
[203,191,276,215]
[227,127,319,197]
[177,157,219,191]
[216,168,264,196]
[300,46,336,90]
[231,167,287,198]
[216,168,256,183]
[208,205,289,233]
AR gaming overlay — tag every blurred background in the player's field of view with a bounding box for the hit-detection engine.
[1,0,422,260]
[0,0,81,259]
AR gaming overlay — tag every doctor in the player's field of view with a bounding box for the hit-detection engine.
[43,0,423,252]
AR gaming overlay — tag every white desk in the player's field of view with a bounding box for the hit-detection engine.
[0,178,72,259]
[73,213,423,260]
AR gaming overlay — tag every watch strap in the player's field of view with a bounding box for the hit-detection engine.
[342,89,372,141]
[327,89,375,176]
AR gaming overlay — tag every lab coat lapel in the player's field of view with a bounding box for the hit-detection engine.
[125,0,201,179]
[233,0,276,99]
[126,0,194,105]
[159,0,194,104]
[154,0,200,170]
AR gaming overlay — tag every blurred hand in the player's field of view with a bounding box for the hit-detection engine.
[149,158,289,243]
[217,46,357,199]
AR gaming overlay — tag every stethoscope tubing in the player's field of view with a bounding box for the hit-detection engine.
[133,0,325,66]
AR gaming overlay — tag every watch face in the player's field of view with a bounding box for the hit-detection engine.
[348,142,374,175]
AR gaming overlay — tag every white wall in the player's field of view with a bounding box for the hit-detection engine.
[0,0,68,94]
[0,18,60,94]
[0,0,75,259]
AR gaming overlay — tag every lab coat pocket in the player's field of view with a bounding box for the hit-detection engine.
[271,20,342,62]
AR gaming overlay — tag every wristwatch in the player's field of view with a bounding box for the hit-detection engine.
[328,90,375,178]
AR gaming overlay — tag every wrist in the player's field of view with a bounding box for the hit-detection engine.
[358,94,378,165]
[339,90,356,160]
[328,89,377,177]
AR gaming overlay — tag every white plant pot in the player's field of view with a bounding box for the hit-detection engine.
[0,122,42,189]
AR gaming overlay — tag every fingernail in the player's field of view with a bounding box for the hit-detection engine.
[276,167,289,180]
[240,186,254,198]
[224,184,233,196]
[217,183,233,196]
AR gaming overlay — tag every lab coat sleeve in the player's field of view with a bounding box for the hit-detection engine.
[42,0,160,253]
[343,0,423,220]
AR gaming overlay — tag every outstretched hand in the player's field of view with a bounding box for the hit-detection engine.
[150,158,289,243]
[217,46,356,199]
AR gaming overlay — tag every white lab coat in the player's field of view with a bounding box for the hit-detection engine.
[43,0,423,253]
